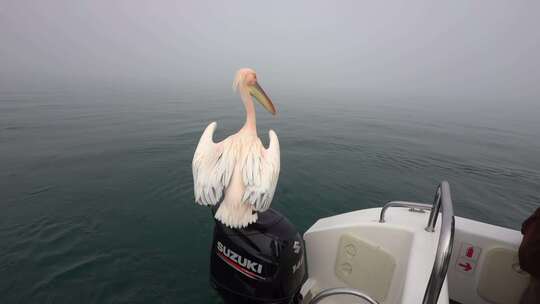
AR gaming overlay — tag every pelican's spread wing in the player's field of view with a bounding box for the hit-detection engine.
[192,122,234,206]
[241,130,280,211]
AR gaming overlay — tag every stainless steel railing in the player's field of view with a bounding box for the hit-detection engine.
[378,181,455,304]
[421,181,455,304]
[308,287,380,304]
[379,201,432,223]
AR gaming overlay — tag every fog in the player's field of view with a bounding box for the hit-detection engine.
[1,1,539,104]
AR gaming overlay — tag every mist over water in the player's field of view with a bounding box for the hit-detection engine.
[1,1,540,303]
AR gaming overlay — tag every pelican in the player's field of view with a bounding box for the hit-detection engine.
[192,68,280,228]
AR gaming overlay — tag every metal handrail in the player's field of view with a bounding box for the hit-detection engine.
[308,287,380,304]
[379,201,432,223]
[422,181,455,304]
[378,181,455,304]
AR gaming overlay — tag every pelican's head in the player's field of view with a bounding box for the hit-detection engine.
[233,68,276,115]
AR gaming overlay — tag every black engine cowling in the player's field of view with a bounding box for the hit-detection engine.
[210,208,307,304]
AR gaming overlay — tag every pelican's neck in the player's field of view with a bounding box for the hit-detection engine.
[239,85,257,134]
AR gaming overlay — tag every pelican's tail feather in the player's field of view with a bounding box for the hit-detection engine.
[215,200,258,229]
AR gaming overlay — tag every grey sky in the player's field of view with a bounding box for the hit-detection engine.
[1,1,539,103]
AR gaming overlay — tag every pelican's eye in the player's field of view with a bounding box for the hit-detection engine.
[246,74,257,86]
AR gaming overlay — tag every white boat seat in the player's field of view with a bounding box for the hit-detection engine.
[477,247,530,304]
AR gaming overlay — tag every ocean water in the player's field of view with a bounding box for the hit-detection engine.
[1,87,539,303]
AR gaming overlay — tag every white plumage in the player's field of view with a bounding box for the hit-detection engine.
[192,69,280,228]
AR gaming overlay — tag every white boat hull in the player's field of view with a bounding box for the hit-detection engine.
[302,205,528,304]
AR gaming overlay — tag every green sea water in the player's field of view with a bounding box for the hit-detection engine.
[1,87,539,303]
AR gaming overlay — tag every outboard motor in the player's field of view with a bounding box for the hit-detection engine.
[210,208,307,304]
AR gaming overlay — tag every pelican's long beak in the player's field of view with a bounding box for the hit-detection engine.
[250,82,276,115]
